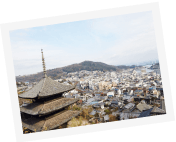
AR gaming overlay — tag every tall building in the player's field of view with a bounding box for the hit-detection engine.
[19,49,81,132]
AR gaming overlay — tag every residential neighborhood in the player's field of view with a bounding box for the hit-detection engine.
[18,62,166,132]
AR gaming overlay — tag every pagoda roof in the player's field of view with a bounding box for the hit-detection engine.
[22,110,81,132]
[18,77,75,99]
[20,97,78,115]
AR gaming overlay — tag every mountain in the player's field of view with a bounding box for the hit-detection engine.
[16,61,122,83]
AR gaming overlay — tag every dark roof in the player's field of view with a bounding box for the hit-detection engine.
[138,108,153,118]
[20,98,78,115]
[111,100,118,104]
[19,77,75,99]
[156,88,163,91]
[22,110,81,132]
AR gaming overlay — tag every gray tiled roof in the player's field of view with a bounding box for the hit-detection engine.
[104,115,109,121]
[22,110,81,132]
[151,106,166,114]
[138,108,153,118]
[19,77,75,99]
[20,98,78,115]
[160,99,166,112]
[137,102,152,112]
[124,103,135,109]
[89,110,96,116]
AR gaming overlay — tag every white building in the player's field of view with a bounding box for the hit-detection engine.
[111,72,117,78]
[107,91,114,97]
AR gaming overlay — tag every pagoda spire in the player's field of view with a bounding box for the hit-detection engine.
[41,49,47,78]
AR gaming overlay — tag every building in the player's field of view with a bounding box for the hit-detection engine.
[19,49,81,132]
[107,91,114,97]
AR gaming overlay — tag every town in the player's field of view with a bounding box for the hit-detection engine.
[17,62,166,133]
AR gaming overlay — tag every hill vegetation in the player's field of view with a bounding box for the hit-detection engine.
[16,61,130,83]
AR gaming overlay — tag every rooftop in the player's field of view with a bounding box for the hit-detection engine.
[20,97,78,115]
[19,77,75,99]
[22,110,81,132]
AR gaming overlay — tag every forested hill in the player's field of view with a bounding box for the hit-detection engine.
[16,61,129,83]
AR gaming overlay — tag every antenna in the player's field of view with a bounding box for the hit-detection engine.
[41,49,47,78]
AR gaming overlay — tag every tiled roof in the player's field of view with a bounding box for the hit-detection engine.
[22,110,81,132]
[20,98,78,115]
[19,77,75,99]
[124,103,135,109]
[138,108,153,118]
[151,106,166,114]
[137,102,152,112]
[89,110,96,116]
[104,115,109,121]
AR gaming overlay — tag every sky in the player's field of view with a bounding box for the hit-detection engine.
[9,11,159,76]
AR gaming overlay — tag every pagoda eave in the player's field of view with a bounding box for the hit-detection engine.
[20,98,79,115]
[22,110,81,132]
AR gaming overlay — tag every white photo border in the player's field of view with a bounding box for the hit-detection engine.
[0,2,175,142]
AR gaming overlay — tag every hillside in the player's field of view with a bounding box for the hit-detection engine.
[16,61,127,83]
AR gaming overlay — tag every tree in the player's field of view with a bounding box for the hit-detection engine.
[109,114,117,122]
[151,96,157,102]
[104,109,112,115]
[94,113,99,118]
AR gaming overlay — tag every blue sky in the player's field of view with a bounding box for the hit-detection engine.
[9,11,159,76]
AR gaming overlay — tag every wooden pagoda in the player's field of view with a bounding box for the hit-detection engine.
[19,49,81,132]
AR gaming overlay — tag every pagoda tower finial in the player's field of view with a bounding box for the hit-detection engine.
[41,49,47,78]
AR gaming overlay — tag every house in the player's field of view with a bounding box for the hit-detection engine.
[107,91,114,97]
[127,96,134,102]
[129,90,133,95]
[17,86,27,92]
[70,89,78,94]
[123,92,128,95]
[110,100,118,107]
[93,102,104,109]
[73,94,80,99]
[150,106,166,115]
[134,89,143,96]
[138,108,153,118]
[124,103,135,110]
[112,110,120,117]
[136,100,152,112]
[86,98,95,105]
[95,94,101,97]
[24,82,29,86]
[104,115,109,122]
[120,103,140,120]
[89,110,96,116]
[123,95,131,101]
